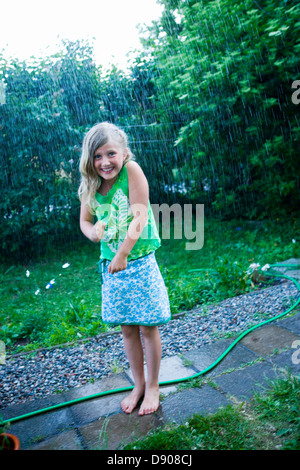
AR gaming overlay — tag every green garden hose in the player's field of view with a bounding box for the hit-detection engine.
[2,263,300,426]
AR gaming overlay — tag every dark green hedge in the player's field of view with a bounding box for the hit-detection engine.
[0,1,299,262]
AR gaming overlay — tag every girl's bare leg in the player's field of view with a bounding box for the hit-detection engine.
[138,325,161,415]
[120,325,145,413]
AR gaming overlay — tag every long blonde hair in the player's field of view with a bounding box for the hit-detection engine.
[78,122,133,212]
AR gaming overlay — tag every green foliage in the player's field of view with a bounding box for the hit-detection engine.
[214,255,252,296]
[142,0,300,219]
[0,1,299,261]
[0,40,99,261]
[253,373,300,450]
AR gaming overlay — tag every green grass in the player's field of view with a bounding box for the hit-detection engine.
[0,242,106,351]
[0,217,299,353]
[123,373,300,450]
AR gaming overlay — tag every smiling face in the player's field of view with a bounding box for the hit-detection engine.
[93,141,127,187]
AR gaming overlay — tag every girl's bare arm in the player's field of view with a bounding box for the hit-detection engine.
[80,199,106,243]
[108,161,149,273]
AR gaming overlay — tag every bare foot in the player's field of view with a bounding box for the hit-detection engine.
[138,386,160,416]
[121,386,144,414]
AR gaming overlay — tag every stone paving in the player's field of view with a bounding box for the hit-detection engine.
[2,310,299,450]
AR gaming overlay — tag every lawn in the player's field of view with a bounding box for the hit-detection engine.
[0,217,299,353]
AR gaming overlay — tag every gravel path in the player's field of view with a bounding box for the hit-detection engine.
[0,280,298,409]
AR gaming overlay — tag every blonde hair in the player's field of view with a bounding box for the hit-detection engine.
[78,122,133,212]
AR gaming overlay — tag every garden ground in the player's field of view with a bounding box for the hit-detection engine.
[2,278,299,451]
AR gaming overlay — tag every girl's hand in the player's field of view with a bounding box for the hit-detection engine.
[108,252,128,274]
[90,221,106,243]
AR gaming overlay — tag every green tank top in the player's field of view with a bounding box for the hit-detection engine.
[94,163,161,261]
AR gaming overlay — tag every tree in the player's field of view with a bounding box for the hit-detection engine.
[140,0,300,218]
[0,41,99,261]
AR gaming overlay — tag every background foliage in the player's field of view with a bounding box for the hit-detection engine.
[0,0,299,262]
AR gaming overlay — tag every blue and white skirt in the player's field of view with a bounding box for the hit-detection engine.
[100,252,171,326]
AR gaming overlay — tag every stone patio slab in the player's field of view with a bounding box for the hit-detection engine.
[276,311,300,335]
[213,361,279,400]
[79,410,161,450]
[1,393,75,449]
[240,325,300,356]
[181,339,259,378]
[271,258,300,279]
[126,354,197,396]
[29,429,83,450]
[268,348,300,376]
[66,373,133,425]
[160,385,229,424]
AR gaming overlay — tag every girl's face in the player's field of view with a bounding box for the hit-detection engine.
[93,141,127,186]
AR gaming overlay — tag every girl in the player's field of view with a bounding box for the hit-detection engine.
[78,122,171,416]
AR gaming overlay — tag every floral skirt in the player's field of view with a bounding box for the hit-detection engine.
[100,252,171,326]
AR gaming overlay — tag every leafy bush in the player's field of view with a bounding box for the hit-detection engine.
[1,1,299,263]
[141,0,300,219]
